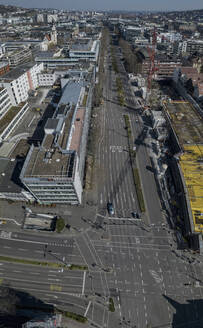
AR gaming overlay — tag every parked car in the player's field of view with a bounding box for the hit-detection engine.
[132,212,140,219]
[107,202,115,215]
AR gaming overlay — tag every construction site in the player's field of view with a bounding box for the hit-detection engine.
[162,99,203,250]
[128,27,203,251]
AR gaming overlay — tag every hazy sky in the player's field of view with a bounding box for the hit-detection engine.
[0,0,202,11]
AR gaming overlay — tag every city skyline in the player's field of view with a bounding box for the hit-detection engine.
[0,0,203,11]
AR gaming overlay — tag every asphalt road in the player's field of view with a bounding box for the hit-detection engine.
[0,230,84,265]
[0,40,203,328]
[88,43,203,328]
[0,260,114,327]
[97,51,139,218]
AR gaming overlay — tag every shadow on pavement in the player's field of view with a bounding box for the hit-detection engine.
[0,286,54,328]
[164,295,203,328]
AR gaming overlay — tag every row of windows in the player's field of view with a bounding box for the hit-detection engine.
[0,98,10,110]
[1,104,28,139]
[32,188,75,192]
[0,89,8,98]
[42,200,79,204]
[0,101,11,117]
[34,190,76,195]
[0,94,9,104]
[28,184,73,187]
[39,196,78,201]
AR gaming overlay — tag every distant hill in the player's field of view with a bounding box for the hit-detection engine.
[0,5,20,14]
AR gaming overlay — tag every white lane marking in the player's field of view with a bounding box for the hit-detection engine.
[0,218,21,226]
[45,294,58,299]
[82,270,86,295]
[31,272,40,275]
[3,237,46,245]
[28,115,36,128]
[3,246,11,249]
[18,248,27,251]
[84,301,91,317]
[149,270,163,284]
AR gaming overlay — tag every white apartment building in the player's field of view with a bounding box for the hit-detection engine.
[47,14,58,23]
[182,40,203,55]
[157,32,182,44]
[37,71,57,86]
[0,62,44,105]
[0,87,12,119]
[36,14,45,23]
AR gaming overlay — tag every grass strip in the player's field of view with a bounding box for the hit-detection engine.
[133,168,145,213]
[0,255,63,267]
[111,46,118,73]
[123,114,132,139]
[64,311,87,323]
[116,77,125,106]
[0,255,87,270]
[56,309,87,323]
[123,114,145,213]
[69,264,88,270]
[109,298,115,312]
[56,217,65,233]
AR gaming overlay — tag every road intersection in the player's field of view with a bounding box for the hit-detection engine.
[0,38,203,328]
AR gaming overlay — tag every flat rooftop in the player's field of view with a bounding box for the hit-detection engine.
[69,107,85,153]
[71,39,92,51]
[60,79,83,106]
[166,101,203,147]
[0,62,35,81]
[179,145,203,233]
[24,145,76,179]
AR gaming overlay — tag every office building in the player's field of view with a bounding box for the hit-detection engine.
[20,76,92,205]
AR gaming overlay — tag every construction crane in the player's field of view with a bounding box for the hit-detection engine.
[144,27,158,110]
[147,27,158,91]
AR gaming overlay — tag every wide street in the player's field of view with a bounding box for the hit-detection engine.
[96,49,140,218]
[0,35,203,328]
[89,38,203,327]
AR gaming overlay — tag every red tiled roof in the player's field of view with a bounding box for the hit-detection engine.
[45,34,51,41]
